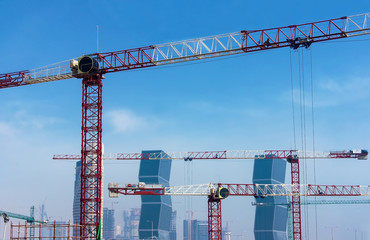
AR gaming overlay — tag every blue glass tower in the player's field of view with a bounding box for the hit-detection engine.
[138,150,172,239]
[183,220,208,240]
[103,208,115,239]
[253,156,288,240]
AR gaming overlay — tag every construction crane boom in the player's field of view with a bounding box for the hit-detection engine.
[109,182,370,240]
[108,183,370,197]
[1,13,369,89]
[0,210,46,224]
[53,149,368,160]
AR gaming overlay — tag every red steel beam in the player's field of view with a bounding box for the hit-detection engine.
[108,187,165,196]
[93,46,155,74]
[241,17,347,52]
[0,71,30,89]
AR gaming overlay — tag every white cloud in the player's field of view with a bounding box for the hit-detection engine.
[105,109,148,133]
[282,76,370,108]
[13,109,62,129]
[0,121,17,139]
[186,100,268,118]
[316,77,370,107]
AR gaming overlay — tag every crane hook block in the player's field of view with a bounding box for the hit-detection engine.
[76,55,99,76]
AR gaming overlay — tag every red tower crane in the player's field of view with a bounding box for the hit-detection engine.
[2,13,369,239]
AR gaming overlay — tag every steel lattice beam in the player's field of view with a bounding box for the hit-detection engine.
[289,157,302,240]
[53,149,368,161]
[208,196,222,240]
[108,183,370,197]
[80,76,103,240]
[1,13,369,89]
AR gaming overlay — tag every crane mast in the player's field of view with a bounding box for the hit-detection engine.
[1,12,369,240]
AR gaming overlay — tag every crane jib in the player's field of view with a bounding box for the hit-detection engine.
[0,13,369,89]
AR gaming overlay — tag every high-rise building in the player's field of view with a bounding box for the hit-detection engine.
[253,156,288,240]
[73,143,104,238]
[169,210,177,240]
[49,221,68,238]
[138,150,172,239]
[183,220,208,240]
[72,161,81,227]
[121,208,140,240]
[103,208,115,239]
[39,204,49,238]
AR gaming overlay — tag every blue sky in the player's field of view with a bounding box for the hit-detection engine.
[1,1,370,239]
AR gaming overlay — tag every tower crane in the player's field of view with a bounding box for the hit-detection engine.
[108,182,370,240]
[2,13,369,240]
[54,148,368,240]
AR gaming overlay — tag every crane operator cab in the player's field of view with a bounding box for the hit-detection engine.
[70,55,99,77]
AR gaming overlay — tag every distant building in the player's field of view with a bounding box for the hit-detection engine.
[51,221,68,238]
[183,219,208,240]
[72,144,104,238]
[138,150,173,239]
[39,204,49,238]
[169,211,177,240]
[103,208,115,239]
[72,161,81,229]
[120,208,140,240]
[253,156,288,240]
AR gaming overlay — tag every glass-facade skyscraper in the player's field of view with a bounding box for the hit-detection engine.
[183,220,208,240]
[122,208,141,239]
[72,161,81,237]
[138,150,172,239]
[73,156,104,238]
[103,208,115,239]
[253,156,288,240]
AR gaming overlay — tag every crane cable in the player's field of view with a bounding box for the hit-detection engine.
[290,50,297,150]
[290,47,318,240]
[297,48,310,240]
[309,48,319,240]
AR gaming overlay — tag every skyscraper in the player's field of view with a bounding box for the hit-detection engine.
[103,208,115,239]
[138,150,172,239]
[73,143,104,238]
[122,208,141,240]
[253,156,288,240]
[73,161,81,228]
[183,219,208,240]
[169,210,177,240]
